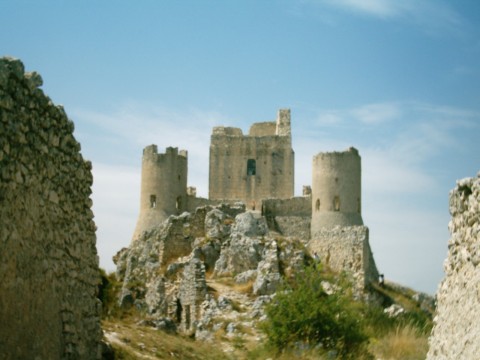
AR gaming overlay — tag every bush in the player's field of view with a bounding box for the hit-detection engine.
[261,264,369,358]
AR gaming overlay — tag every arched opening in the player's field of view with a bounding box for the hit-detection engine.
[247,159,256,175]
[175,298,182,323]
[176,196,182,213]
[334,196,340,211]
[150,194,156,208]
[315,198,320,212]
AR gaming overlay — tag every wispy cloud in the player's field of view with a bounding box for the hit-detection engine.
[306,0,464,35]
[351,102,400,124]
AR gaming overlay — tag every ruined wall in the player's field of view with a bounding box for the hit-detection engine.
[309,226,379,294]
[132,145,188,241]
[311,147,363,236]
[209,109,294,209]
[261,196,311,239]
[427,173,480,359]
[178,258,207,332]
[0,58,101,359]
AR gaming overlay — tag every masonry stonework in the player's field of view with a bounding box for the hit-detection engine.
[311,147,363,234]
[427,173,480,359]
[132,145,188,240]
[209,109,294,209]
[0,58,101,359]
[309,147,378,295]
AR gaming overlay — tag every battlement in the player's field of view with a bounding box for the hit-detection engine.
[212,126,243,137]
[248,121,277,136]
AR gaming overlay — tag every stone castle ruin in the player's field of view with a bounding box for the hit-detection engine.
[119,109,379,332]
[0,58,102,358]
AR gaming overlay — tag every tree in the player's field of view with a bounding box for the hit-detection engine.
[261,264,368,358]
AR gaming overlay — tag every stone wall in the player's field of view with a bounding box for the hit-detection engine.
[309,226,379,295]
[209,109,294,209]
[0,58,101,359]
[261,196,311,239]
[427,173,480,359]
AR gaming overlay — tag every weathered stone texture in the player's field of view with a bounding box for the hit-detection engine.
[309,226,379,295]
[427,173,480,360]
[0,58,101,359]
[209,109,294,209]
[132,145,188,240]
[311,147,363,234]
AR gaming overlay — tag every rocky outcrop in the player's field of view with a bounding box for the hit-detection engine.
[427,173,480,359]
[115,206,308,336]
[0,58,101,359]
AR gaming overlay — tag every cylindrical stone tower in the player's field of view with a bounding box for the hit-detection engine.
[311,147,363,236]
[132,145,188,241]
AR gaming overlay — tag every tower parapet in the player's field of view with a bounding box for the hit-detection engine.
[132,145,188,241]
[311,147,363,236]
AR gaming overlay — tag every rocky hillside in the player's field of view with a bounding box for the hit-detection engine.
[102,203,434,359]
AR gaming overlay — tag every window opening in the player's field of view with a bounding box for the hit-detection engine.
[150,195,156,208]
[175,298,182,323]
[334,196,340,211]
[176,196,182,212]
[315,199,320,212]
[247,159,256,175]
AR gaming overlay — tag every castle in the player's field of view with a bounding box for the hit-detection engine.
[132,109,379,291]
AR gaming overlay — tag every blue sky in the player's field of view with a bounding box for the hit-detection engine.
[2,0,479,294]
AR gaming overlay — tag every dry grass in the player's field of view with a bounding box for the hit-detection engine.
[370,324,429,360]
[102,318,229,360]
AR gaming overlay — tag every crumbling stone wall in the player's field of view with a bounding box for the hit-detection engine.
[309,226,379,295]
[0,58,101,359]
[178,258,207,332]
[427,173,480,359]
[262,197,311,239]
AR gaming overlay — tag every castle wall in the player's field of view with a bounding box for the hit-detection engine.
[311,147,363,236]
[261,197,311,239]
[209,109,294,209]
[309,226,379,294]
[132,145,188,240]
[0,58,101,359]
[427,173,480,359]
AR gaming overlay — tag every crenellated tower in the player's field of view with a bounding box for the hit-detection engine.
[132,145,188,241]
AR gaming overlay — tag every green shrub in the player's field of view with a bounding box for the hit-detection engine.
[261,264,369,358]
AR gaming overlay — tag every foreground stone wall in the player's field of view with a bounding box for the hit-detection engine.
[427,173,480,359]
[0,58,101,359]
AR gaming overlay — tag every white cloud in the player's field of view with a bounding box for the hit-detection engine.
[351,102,400,124]
[310,0,464,36]
[322,0,407,19]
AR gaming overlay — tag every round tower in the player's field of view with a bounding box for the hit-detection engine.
[132,145,188,241]
[311,147,363,236]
